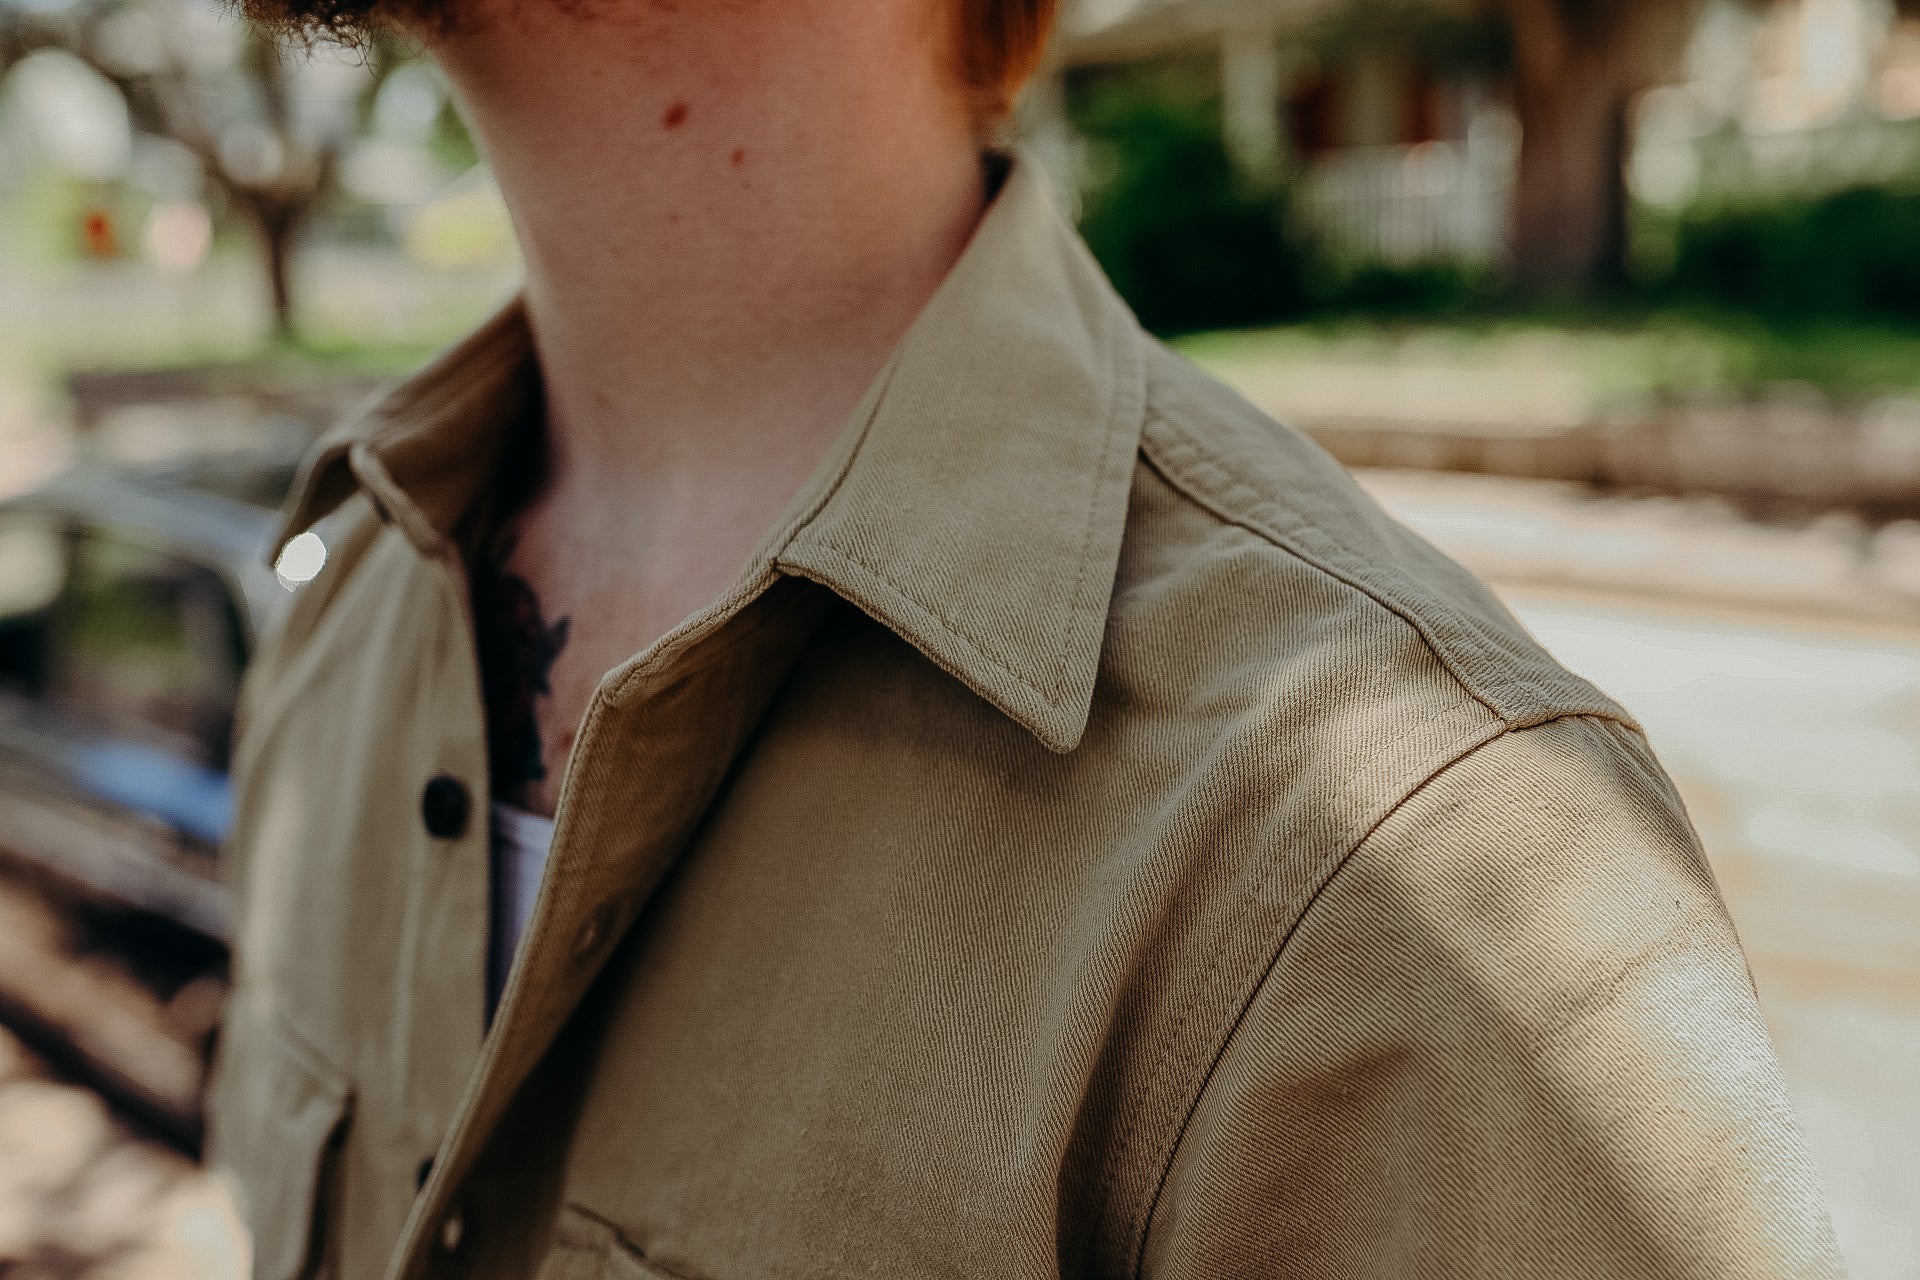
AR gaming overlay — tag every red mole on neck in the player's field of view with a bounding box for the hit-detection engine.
[662,100,689,129]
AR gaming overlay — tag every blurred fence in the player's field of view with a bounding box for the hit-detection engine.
[1635,111,1920,205]
[1295,138,1513,265]
[1300,111,1920,271]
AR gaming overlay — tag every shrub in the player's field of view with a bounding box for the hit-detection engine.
[1303,256,1497,317]
[1652,185,1920,323]
[1071,75,1310,335]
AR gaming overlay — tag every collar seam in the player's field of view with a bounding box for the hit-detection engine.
[1139,415,1516,722]
[763,354,904,567]
[1140,414,1629,729]
[607,569,814,706]
[780,319,1147,720]
[348,441,451,561]
[1031,318,1145,702]
[787,539,1078,714]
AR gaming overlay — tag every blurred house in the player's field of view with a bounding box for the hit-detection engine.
[1047,0,1515,264]
[1046,0,1920,264]
[1633,0,1920,206]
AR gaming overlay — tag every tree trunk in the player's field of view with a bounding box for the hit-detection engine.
[1500,0,1645,297]
[1509,54,1633,294]
[242,198,302,343]
[265,210,297,343]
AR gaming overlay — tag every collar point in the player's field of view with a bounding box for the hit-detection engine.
[988,664,1101,756]
[1025,704,1094,756]
[777,544,1101,756]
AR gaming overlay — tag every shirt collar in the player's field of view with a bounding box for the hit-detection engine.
[273,151,1147,753]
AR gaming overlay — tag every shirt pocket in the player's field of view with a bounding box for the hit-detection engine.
[538,1206,690,1280]
[207,1005,353,1280]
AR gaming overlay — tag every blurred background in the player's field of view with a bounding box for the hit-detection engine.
[0,0,1916,1276]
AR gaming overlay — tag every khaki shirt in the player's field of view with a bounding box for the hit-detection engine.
[209,155,1841,1280]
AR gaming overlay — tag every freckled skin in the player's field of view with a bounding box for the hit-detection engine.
[374,1,992,814]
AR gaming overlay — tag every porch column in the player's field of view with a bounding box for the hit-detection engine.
[1220,20,1285,177]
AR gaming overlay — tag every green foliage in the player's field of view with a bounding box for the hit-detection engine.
[1176,309,1920,407]
[1066,64,1920,343]
[1647,185,1920,323]
[1071,72,1309,335]
[1294,2,1508,75]
[1067,67,1920,398]
[1067,68,1500,333]
[1303,256,1498,318]
[428,94,481,174]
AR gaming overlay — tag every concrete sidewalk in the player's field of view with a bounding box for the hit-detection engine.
[1504,593,1920,1280]
[1197,329,1920,515]
[1361,468,1920,630]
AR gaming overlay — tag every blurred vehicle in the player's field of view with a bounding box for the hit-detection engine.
[0,453,303,943]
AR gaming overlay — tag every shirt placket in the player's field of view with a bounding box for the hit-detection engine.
[389,573,827,1280]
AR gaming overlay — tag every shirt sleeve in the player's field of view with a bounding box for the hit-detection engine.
[1141,714,1844,1280]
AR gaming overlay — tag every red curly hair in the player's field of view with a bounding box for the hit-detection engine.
[959,0,1061,123]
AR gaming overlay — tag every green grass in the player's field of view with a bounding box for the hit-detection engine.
[0,249,509,398]
[1175,307,1920,410]
[269,331,464,375]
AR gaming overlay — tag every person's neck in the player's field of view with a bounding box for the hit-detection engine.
[433,5,989,495]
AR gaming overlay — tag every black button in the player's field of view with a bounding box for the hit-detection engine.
[416,1157,434,1190]
[421,775,470,840]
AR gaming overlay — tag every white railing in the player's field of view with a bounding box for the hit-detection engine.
[1632,114,1920,205]
[1295,138,1515,265]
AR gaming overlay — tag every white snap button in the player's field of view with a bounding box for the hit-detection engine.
[439,1210,464,1252]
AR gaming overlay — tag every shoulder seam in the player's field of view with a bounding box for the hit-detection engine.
[1124,713,1532,1276]
[1128,710,1621,1277]
[1138,410,1630,731]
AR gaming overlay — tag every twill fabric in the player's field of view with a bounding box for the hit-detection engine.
[208,153,1843,1280]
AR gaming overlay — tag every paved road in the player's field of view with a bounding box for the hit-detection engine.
[1510,589,1920,1280]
